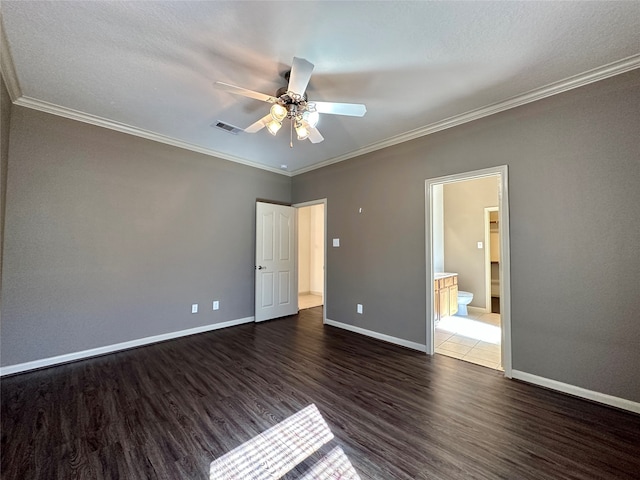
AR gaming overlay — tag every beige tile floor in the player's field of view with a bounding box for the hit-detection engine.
[299,294,323,310]
[435,311,503,370]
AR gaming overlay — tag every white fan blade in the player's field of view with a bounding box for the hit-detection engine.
[314,101,366,117]
[308,127,324,144]
[245,114,272,133]
[287,57,314,96]
[214,82,277,103]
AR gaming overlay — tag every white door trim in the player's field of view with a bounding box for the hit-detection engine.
[425,165,512,378]
[293,199,328,325]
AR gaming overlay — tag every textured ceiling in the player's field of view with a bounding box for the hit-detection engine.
[2,1,639,174]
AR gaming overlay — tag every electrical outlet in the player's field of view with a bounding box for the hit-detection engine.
[213,301,219,310]
[357,304,363,314]
[191,304,198,314]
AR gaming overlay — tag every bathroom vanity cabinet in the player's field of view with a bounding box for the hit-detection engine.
[434,273,458,321]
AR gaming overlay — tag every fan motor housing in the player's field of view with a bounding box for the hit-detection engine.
[275,86,307,103]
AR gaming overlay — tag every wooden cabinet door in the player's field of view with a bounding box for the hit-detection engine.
[439,288,449,318]
[434,281,440,322]
[449,284,458,316]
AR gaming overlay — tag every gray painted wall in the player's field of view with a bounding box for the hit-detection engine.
[443,177,499,310]
[292,70,640,402]
[1,106,290,366]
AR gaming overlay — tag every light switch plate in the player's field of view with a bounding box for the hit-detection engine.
[477,241,483,249]
[333,238,340,247]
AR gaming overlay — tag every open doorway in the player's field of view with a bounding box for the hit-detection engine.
[425,166,512,377]
[295,200,326,312]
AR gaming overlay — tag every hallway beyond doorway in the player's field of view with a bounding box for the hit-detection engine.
[299,293,323,310]
[296,201,325,314]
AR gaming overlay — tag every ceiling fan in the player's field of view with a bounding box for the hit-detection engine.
[215,57,366,146]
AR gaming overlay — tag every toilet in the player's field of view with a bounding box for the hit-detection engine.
[456,291,473,316]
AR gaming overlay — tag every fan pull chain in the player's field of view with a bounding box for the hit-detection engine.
[290,119,293,148]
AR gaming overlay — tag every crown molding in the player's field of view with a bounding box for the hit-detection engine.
[0,12,22,101]
[14,96,291,176]
[291,54,640,176]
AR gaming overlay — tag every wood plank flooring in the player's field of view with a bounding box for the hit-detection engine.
[2,307,639,479]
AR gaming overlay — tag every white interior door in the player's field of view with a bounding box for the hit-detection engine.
[255,202,297,322]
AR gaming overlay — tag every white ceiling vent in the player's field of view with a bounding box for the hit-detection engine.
[212,121,243,135]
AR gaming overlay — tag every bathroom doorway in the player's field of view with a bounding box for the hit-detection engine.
[425,166,512,376]
[294,200,326,312]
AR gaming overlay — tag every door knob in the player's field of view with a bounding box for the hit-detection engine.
[256,265,266,270]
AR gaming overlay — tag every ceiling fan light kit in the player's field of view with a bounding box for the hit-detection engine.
[215,57,366,147]
[266,119,282,136]
[303,110,320,128]
[270,104,287,122]
[265,93,317,142]
[295,120,310,140]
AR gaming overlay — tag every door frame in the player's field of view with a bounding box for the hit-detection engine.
[425,165,512,377]
[484,206,499,314]
[292,198,328,325]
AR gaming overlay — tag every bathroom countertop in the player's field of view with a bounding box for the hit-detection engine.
[434,272,458,279]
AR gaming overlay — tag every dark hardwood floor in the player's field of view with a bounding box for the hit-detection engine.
[2,307,639,479]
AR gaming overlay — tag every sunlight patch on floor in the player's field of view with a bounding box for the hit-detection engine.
[209,404,360,479]
[436,316,501,344]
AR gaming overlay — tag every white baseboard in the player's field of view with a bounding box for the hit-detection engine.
[324,318,426,353]
[467,306,489,314]
[0,316,255,377]
[298,291,323,297]
[512,370,640,414]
